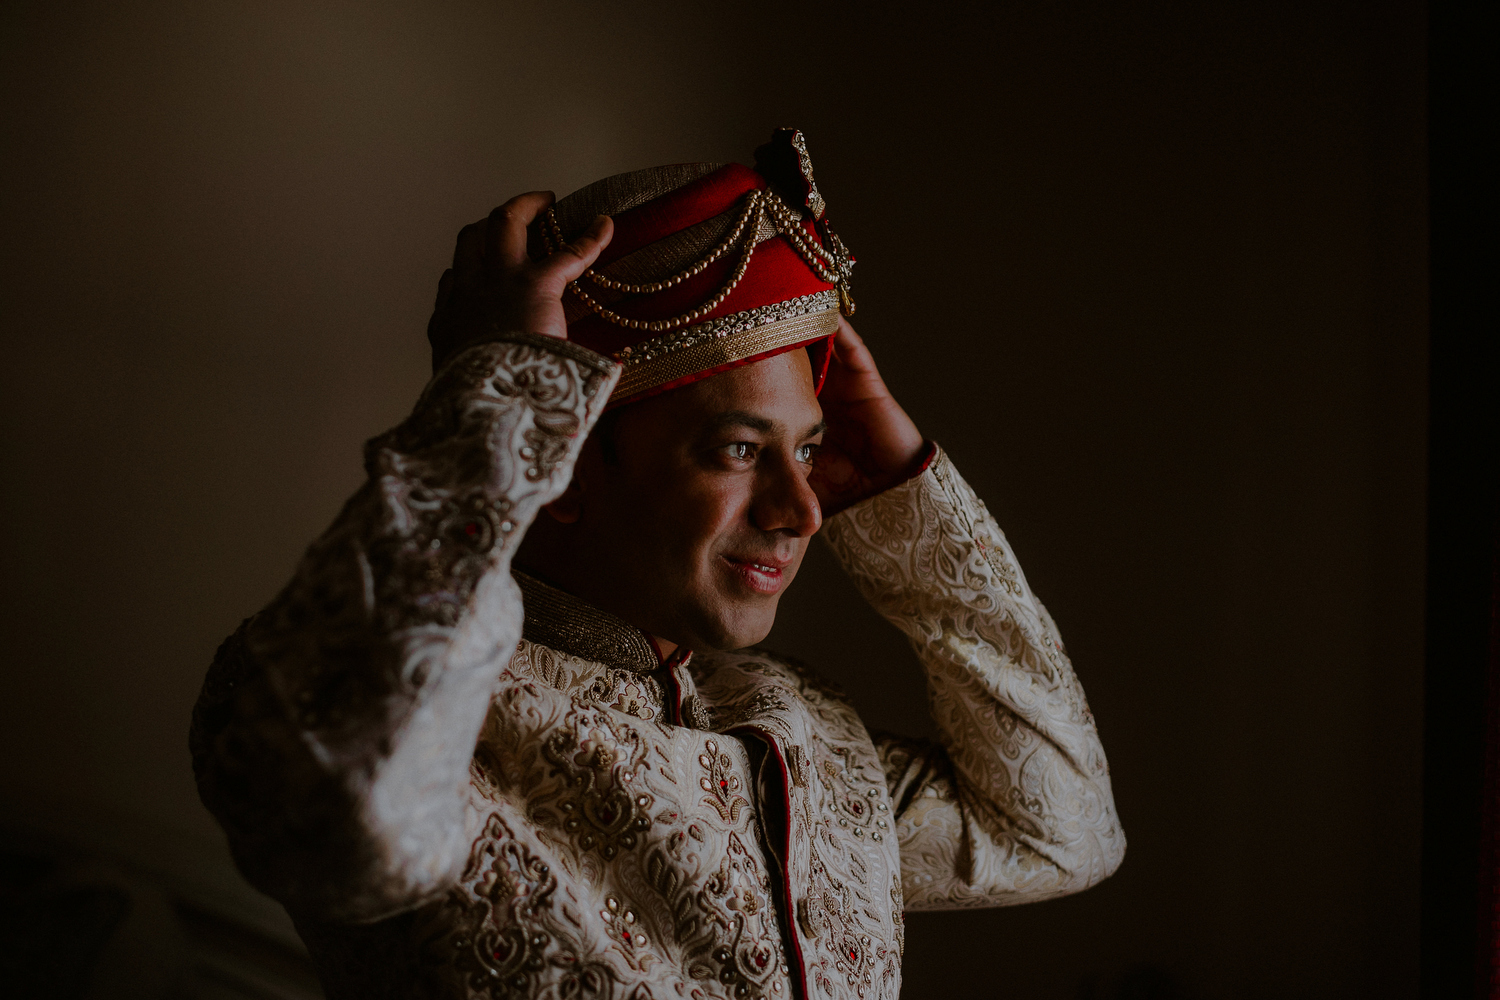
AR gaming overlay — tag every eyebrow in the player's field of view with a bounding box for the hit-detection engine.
[701,411,827,440]
[703,410,774,435]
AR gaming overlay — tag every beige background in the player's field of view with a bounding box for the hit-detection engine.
[0,1,1426,997]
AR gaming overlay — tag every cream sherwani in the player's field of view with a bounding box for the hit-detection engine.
[190,333,1124,1000]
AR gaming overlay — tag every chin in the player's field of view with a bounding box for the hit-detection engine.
[685,600,778,653]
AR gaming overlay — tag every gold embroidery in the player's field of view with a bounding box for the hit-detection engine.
[698,738,751,824]
[612,300,839,401]
[514,570,660,674]
[822,447,1126,912]
[507,640,666,722]
[427,813,562,997]
[541,712,655,861]
[787,745,810,789]
[614,289,838,365]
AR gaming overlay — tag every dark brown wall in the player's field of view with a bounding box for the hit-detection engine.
[0,2,1426,997]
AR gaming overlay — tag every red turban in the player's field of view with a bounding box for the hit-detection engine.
[528,130,855,407]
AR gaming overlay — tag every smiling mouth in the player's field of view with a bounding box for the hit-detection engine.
[722,556,789,595]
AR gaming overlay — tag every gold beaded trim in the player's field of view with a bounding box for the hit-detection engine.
[541,186,854,335]
[611,294,840,401]
[580,191,763,296]
[615,289,838,365]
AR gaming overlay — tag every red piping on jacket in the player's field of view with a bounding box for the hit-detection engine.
[730,725,808,1000]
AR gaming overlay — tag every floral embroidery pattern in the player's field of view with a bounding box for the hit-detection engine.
[699,739,751,824]
[507,639,667,723]
[608,682,657,721]
[540,712,654,861]
[461,677,797,999]
[190,334,619,923]
[444,814,559,995]
[823,448,1125,911]
[192,324,1121,1000]
[690,651,903,1000]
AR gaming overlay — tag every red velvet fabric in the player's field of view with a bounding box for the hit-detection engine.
[589,164,767,268]
[559,163,843,404]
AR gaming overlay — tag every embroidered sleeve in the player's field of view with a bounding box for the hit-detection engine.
[821,448,1125,910]
[188,334,618,922]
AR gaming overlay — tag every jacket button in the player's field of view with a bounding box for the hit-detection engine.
[796,897,818,938]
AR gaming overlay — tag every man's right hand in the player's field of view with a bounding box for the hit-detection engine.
[426,192,613,370]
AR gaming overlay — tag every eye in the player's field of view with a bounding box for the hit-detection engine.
[723,442,756,462]
[795,443,819,465]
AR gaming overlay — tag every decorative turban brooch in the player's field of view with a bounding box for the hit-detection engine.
[528,129,856,407]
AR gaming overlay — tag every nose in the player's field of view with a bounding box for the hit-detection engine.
[749,449,823,538]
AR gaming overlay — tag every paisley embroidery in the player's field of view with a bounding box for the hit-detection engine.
[540,710,655,861]
[888,875,905,958]
[800,841,886,999]
[191,335,621,923]
[233,337,617,735]
[689,649,903,999]
[508,639,667,723]
[699,738,751,824]
[823,448,1126,912]
[460,671,797,999]
[193,320,1121,1000]
[706,688,791,731]
[814,744,889,843]
[443,813,559,995]
[671,833,789,999]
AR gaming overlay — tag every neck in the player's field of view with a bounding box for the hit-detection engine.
[516,524,688,663]
[512,565,677,670]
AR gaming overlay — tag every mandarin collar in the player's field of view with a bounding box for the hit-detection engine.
[513,569,665,675]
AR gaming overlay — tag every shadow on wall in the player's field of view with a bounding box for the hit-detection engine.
[1078,966,1204,1000]
[0,0,1428,996]
[0,804,324,1000]
[0,843,324,1000]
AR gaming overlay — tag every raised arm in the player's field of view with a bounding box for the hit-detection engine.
[808,317,1123,910]
[188,198,616,922]
[823,451,1125,909]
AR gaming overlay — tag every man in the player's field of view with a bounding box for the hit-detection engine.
[190,130,1124,1000]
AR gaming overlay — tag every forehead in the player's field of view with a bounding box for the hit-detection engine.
[626,349,823,436]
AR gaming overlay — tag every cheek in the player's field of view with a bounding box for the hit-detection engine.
[608,471,747,571]
[681,480,751,562]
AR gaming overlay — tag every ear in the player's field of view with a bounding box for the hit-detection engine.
[541,477,582,524]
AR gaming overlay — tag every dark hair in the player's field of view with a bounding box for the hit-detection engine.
[590,407,623,465]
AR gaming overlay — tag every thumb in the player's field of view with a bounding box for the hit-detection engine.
[831,315,880,376]
[535,214,613,294]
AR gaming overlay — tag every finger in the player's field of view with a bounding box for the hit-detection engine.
[831,315,881,374]
[486,191,556,272]
[533,214,614,294]
[453,220,488,283]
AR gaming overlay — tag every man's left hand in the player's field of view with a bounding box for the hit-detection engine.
[809,317,929,518]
